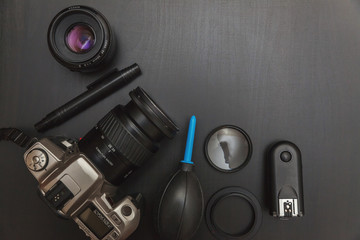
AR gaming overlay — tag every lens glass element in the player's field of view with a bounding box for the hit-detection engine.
[205,126,252,172]
[66,24,95,53]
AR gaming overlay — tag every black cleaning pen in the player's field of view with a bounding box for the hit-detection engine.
[35,63,141,132]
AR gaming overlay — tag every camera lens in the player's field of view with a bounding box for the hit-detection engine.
[48,6,114,72]
[66,24,95,53]
[78,87,179,185]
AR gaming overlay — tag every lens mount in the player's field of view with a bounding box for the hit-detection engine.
[48,5,115,72]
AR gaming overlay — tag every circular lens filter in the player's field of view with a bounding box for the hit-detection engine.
[206,187,262,240]
[204,125,252,172]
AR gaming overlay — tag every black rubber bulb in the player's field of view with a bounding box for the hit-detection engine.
[156,116,204,240]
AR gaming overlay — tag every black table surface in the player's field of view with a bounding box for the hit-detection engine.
[1,0,360,239]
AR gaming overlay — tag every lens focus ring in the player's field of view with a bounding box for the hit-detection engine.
[98,109,155,167]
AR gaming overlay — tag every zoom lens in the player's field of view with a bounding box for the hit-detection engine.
[48,6,115,72]
[78,87,179,185]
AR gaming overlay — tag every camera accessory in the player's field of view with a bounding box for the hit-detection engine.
[48,5,115,72]
[35,63,141,132]
[156,116,204,240]
[78,87,179,185]
[269,141,304,218]
[205,125,252,172]
[206,187,262,240]
[2,87,178,240]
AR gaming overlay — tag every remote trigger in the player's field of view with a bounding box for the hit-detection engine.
[269,141,305,218]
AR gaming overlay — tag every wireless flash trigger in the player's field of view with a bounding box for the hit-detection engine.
[269,141,304,219]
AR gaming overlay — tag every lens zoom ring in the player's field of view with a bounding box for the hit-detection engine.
[98,111,154,166]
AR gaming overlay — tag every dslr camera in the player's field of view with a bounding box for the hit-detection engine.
[21,87,178,240]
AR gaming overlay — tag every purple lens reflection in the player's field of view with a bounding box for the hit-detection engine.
[66,24,95,53]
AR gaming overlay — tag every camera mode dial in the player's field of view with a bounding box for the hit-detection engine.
[26,149,48,171]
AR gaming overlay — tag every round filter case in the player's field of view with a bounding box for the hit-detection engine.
[205,125,252,172]
[206,187,262,240]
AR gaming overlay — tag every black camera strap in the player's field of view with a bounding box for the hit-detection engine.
[0,128,35,149]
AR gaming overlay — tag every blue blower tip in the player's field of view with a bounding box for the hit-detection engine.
[181,115,196,164]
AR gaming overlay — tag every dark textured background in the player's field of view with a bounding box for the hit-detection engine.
[1,0,360,239]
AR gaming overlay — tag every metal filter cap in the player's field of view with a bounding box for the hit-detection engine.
[204,125,252,172]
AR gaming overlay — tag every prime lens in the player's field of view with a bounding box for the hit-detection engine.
[48,6,115,72]
[78,87,179,185]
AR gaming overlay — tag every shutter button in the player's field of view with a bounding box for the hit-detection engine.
[121,205,132,217]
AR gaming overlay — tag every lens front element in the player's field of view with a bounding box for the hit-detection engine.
[66,24,95,53]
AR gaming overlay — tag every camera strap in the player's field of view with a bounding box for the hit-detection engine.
[0,128,36,149]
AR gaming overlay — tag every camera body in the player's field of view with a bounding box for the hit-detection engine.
[13,87,178,239]
[24,137,142,240]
